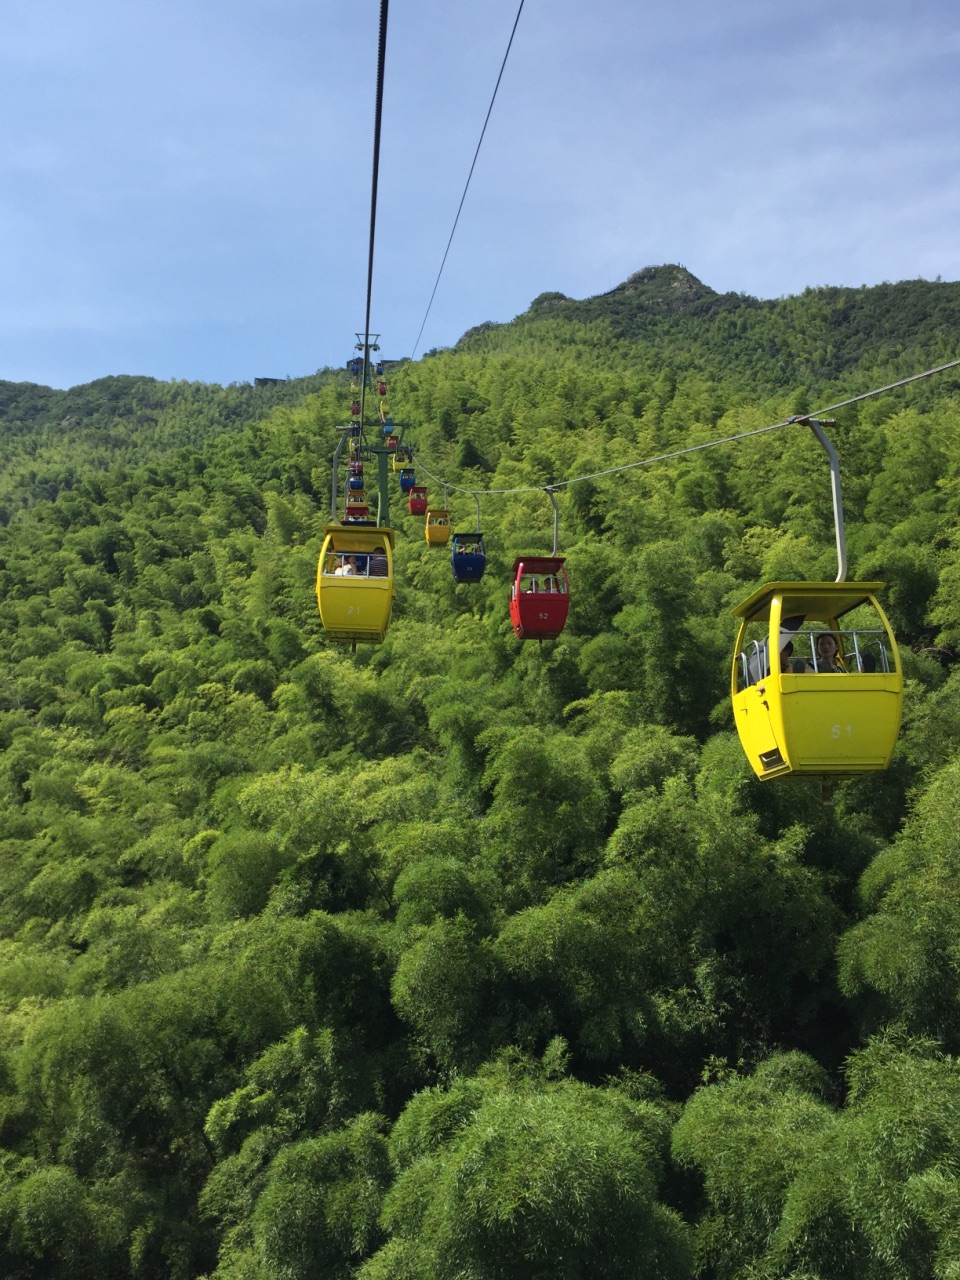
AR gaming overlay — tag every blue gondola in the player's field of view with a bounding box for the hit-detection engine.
[399,467,416,493]
[451,532,487,582]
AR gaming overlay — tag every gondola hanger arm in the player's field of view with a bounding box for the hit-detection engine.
[543,486,560,556]
[789,416,847,583]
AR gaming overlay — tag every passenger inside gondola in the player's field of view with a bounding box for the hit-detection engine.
[809,632,845,672]
[779,639,801,673]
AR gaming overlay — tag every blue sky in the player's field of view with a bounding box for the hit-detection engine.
[2,0,958,389]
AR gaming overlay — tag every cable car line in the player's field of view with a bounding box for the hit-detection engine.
[358,0,391,424]
[411,354,960,500]
[792,354,960,417]
[410,0,527,360]
[415,418,786,499]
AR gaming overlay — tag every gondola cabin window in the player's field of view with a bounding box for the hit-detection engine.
[736,609,896,687]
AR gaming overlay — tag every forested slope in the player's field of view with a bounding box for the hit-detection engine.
[1,270,960,1278]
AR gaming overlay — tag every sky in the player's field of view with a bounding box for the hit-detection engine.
[2,0,959,390]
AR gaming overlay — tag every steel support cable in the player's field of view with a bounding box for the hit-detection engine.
[359,0,390,426]
[413,355,960,499]
[410,0,526,360]
[797,356,960,417]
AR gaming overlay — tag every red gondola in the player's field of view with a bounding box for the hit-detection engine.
[408,485,429,516]
[344,498,370,522]
[509,556,569,641]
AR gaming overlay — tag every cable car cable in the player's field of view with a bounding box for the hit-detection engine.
[358,0,390,426]
[410,0,526,360]
[411,354,960,499]
[794,354,960,418]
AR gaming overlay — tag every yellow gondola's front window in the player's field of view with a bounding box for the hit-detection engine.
[321,553,390,579]
[735,610,896,687]
[781,626,894,674]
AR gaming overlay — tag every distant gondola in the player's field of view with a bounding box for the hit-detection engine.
[425,508,451,545]
[451,532,486,582]
[344,497,370,522]
[408,486,429,516]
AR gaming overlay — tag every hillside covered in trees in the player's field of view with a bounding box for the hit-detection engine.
[1,266,960,1278]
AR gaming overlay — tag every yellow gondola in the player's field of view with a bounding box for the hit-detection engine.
[731,580,903,780]
[316,524,396,644]
[425,508,451,546]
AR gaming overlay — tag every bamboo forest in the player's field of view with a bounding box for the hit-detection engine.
[1,265,960,1278]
